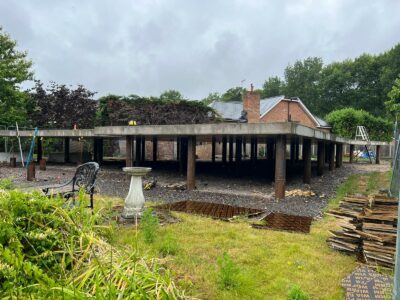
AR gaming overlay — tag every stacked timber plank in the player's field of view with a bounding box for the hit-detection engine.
[326,194,398,268]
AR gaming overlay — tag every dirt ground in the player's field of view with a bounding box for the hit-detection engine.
[0,160,390,218]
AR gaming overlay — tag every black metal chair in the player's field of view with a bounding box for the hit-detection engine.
[43,162,100,209]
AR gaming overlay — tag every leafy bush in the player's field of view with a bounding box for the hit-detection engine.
[287,285,310,300]
[217,252,241,289]
[140,208,159,244]
[0,178,14,190]
[325,108,392,141]
[0,189,185,298]
[158,232,179,256]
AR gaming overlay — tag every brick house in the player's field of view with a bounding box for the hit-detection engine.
[209,92,331,130]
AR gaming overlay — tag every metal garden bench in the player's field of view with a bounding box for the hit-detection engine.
[42,162,100,209]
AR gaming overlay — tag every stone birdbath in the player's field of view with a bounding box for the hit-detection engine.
[120,167,152,222]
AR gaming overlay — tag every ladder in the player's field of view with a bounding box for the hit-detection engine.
[355,126,373,164]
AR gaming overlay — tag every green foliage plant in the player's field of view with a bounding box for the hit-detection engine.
[140,208,159,244]
[287,284,310,300]
[217,252,241,290]
[0,178,14,190]
[158,232,179,256]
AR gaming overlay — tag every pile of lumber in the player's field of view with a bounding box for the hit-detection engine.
[327,194,398,268]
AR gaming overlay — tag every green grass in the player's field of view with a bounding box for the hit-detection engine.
[97,170,391,299]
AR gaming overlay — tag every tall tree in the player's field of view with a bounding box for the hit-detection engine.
[159,90,185,101]
[385,77,400,120]
[221,87,245,102]
[0,27,33,125]
[284,57,323,115]
[261,76,286,98]
[201,92,221,105]
[29,81,97,128]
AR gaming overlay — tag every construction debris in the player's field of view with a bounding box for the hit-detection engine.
[251,212,313,233]
[285,189,316,197]
[163,182,187,191]
[155,200,262,220]
[327,194,398,268]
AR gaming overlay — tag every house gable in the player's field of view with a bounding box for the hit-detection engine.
[260,100,319,128]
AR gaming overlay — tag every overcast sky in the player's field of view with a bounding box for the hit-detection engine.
[1,0,399,99]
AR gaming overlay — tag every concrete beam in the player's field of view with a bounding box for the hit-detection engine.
[187,136,196,190]
[275,135,286,200]
[303,139,311,184]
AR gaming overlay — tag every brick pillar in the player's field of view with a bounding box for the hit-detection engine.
[317,141,325,176]
[275,135,286,199]
[329,143,335,171]
[222,136,227,164]
[349,144,355,163]
[303,139,311,184]
[187,136,196,190]
[125,136,133,167]
[376,145,381,164]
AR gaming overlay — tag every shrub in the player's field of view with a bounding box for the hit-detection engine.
[217,252,241,289]
[325,108,392,141]
[0,178,14,190]
[0,189,185,298]
[140,208,159,244]
[287,284,310,300]
[158,232,179,256]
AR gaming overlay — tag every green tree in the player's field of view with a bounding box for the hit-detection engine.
[221,87,245,102]
[201,92,221,105]
[159,89,185,101]
[385,77,400,120]
[284,57,323,115]
[0,27,33,125]
[261,76,286,98]
[325,108,392,141]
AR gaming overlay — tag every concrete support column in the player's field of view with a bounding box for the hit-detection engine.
[135,137,142,166]
[267,138,274,160]
[228,137,233,163]
[275,135,286,199]
[64,138,70,163]
[235,137,242,162]
[290,140,296,163]
[376,145,381,164]
[187,136,196,190]
[303,139,311,184]
[125,136,133,167]
[211,136,216,163]
[179,137,188,174]
[335,144,342,168]
[36,137,43,163]
[152,137,157,162]
[329,143,335,171]
[222,137,227,164]
[349,144,355,163]
[141,137,146,162]
[317,141,325,176]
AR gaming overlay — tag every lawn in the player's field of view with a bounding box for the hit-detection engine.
[103,170,391,299]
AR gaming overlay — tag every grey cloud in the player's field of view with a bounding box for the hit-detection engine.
[1,0,399,99]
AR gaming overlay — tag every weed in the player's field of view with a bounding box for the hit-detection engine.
[287,284,310,300]
[217,252,240,290]
[140,208,159,244]
[158,232,179,256]
[0,178,14,190]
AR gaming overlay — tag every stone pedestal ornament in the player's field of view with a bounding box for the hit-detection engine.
[120,167,151,221]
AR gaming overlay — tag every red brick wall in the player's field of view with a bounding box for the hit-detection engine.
[260,101,318,128]
[243,91,260,123]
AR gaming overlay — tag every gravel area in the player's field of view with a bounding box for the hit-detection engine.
[0,161,390,218]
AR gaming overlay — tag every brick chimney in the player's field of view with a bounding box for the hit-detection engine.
[242,85,260,123]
